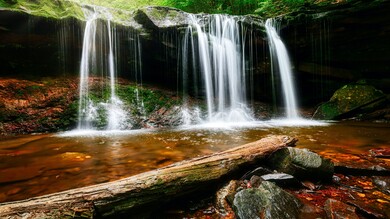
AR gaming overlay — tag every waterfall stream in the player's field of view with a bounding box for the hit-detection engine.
[265,18,300,119]
[181,14,254,124]
[77,7,129,130]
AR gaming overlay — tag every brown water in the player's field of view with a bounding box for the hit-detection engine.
[0,121,389,203]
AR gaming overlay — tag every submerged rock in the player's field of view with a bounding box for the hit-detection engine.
[233,181,302,219]
[313,84,387,120]
[324,199,359,219]
[267,147,334,181]
[373,176,390,195]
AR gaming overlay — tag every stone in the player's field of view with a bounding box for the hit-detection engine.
[134,6,190,30]
[260,173,299,187]
[313,84,387,120]
[249,175,263,188]
[372,176,390,195]
[324,199,359,219]
[233,181,302,219]
[267,147,334,181]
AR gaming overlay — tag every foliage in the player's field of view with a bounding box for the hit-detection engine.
[0,0,361,19]
[0,0,84,19]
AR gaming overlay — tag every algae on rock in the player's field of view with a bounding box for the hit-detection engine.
[313,84,387,120]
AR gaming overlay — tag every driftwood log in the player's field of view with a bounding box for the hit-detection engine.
[0,135,297,218]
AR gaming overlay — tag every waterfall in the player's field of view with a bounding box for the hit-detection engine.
[265,18,299,119]
[77,9,98,129]
[77,7,129,130]
[181,14,254,123]
[106,20,128,130]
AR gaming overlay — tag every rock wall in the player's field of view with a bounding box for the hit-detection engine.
[279,0,390,105]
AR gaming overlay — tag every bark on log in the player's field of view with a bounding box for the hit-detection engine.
[0,135,297,218]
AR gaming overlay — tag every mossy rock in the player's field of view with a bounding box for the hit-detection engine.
[4,0,84,20]
[267,147,334,181]
[313,84,387,120]
[135,6,190,30]
[233,181,302,219]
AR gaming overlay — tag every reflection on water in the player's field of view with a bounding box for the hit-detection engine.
[0,121,389,202]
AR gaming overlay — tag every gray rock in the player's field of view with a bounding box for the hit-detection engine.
[135,6,190,30]
[260,173,299,187]
[373,176,390,195]
[233,181,302,219]
[267,147,334,181]
[249,175,263,188]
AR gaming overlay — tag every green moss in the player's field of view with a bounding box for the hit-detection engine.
[4,0,85,20]
[313,84,386,120]
[56,101,79,130]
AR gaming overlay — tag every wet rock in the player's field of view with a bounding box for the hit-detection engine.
[267,147,334,181]
[215,180,238,215]
[324,199,359,219]
[260,173,299,187]
[313,84,387,120]
[134,6,190,30]
[372,176,390,195]
[348,201,387,219]
[301,180,318,190]
[249,175,263,188]
[233,181,302,219]
[334,164,390,176]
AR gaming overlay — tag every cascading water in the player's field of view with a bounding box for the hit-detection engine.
[77,9,98,129]
[265,18,300,119]
[181,14,254,124]
[77,7,129,130]
[106,20,128,130]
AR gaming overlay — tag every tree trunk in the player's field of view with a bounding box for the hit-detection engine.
[0,135,297,218]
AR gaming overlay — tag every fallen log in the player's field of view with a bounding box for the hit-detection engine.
[0,135,297,218]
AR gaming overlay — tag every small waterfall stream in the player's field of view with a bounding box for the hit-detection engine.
[77,9,98,129]
[77,7,129,130]
[265,18,300,119]
[181,14,254,123]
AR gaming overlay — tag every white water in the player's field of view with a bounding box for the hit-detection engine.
[78,9,98,129]
[77,7,129,131]
[182,14,254,123]
[106,20,128,130]
[265,18,299,119]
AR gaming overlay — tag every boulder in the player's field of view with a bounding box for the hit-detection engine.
[313,84,387,120]
[324,199,359,219]
[267,147,334,181]
[134,6,190,30]
[233,181,302,219]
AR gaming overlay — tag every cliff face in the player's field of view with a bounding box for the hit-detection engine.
[0,11,82,77]
[279,0,390,104]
